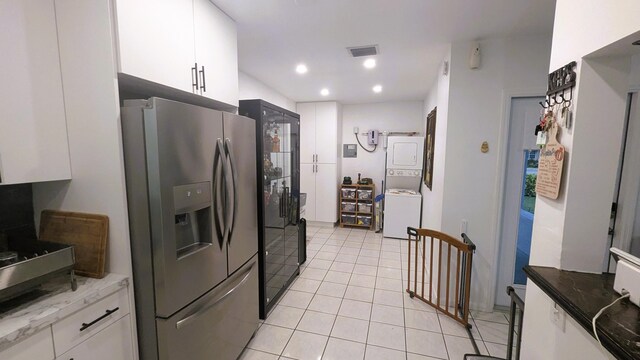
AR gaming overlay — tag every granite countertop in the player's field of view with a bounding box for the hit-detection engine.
[0,273,128,351]
[524,265,640,360]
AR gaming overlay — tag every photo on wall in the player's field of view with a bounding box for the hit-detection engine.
[424,107,437,190]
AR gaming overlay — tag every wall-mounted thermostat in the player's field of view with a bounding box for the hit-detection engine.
[343,144,357,158]
[368,130,379,145]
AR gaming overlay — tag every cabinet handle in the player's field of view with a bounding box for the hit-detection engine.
[199,65,206,92]
[79,307,119,332]
[191,63,199,93]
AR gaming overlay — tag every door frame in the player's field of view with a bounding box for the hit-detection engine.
[489,88,546,309]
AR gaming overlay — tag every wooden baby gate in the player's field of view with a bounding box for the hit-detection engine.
[406,227,480,353]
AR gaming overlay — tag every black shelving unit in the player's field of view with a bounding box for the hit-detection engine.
[239,99,302,319]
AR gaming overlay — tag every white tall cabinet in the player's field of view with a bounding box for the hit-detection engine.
[297,102,342,223]
[0,0,72,185]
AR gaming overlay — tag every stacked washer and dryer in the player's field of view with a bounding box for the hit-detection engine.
[383,136,425,239]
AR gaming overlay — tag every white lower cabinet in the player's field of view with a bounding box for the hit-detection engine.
[52,288,130,355]
[300,163,316,220]
[0,328,54,360]
[55,315,133,360]
[0,288,133,360]
[300,163,338,223]
[315,164,338,223]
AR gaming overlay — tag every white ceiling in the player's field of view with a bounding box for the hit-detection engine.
[214,0,556,104]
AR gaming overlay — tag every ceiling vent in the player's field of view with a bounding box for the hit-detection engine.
[347,45,379,57]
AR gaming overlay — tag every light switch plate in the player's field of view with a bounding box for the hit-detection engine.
[550,302,566,332]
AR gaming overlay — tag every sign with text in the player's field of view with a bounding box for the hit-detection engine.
[536,126,565,199]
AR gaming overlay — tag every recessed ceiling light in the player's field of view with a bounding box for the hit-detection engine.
[363,58,376,69]
[320,88,330,96]
[372,84,382,93]
[296,64,308,74]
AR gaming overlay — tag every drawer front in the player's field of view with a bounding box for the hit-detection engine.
[0,327,54,360]
[52,288,129,356]
[156,257,259,360]
[55,314,134,360]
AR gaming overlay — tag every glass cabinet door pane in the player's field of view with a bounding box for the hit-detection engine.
[283,114,300,280]
[262,107,286,306]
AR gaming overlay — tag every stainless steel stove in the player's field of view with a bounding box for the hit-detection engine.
[0,239,76,303]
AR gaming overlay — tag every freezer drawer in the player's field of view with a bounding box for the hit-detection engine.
[156,256,259,360]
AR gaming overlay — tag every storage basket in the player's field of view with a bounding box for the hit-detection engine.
[356,215,372,226]
[357,203,372,214]
[357,189,373,200]
[341,214,356,225]
[341,188,356,199]
[341,201,356,212]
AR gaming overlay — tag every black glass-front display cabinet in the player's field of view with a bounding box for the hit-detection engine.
[239,99,302,319]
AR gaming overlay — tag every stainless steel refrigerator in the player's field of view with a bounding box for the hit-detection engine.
[121,97,258,360]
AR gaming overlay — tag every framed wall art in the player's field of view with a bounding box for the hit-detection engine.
[424,107,436,190]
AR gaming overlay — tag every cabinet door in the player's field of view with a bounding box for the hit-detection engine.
[297,103,316,164]
[193,0,239,106]
[115,0,195,93]
[0,0,71,184]
[55,315,133,360]
[300,164,316,221]
[315,102,338,164]
[0,328,54,360]
[315,164,338,223]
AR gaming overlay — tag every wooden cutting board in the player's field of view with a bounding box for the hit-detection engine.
[39,210,109,279]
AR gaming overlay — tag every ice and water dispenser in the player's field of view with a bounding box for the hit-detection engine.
[173,182,213,258]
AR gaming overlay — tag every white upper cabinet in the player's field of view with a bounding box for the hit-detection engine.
[314,102,339,164]
[115,0,196,93]
[0,0,72,185]
[193,0,239,106]
[115,0,239,106]
[297,102,339,164]
[297,103,316,164]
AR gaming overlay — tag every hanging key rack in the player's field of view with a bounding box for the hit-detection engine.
[540,61,577,109]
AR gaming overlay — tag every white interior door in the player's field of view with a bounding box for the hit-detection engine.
[612,92,640,260]
[315,164,338,223]
[496,96,544,307]
[315,102,338,164]
[300,164,316,221]
[297,103,316,164]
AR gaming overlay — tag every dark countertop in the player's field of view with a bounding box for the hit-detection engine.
[524,266,640,360]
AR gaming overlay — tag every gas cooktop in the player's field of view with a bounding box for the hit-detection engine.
[0,239,76,303]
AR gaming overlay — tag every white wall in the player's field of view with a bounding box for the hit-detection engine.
[436,35,551,311]
[31,0,138,355]
[33,0,131,280]
[522,1,640,359]
[421,49,451,231]
[340,101,425,190]
[239,71,296,111]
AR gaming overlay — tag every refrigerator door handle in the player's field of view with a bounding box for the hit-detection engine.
[175,260,255,330]
[224,138,238,242]
[214,139,227,243]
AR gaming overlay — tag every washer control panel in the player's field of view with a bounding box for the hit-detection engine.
[387,169,421,177]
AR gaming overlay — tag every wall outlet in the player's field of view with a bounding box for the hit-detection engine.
[353,126,359,134]
[461,219,468,234]
[550,302,566,332]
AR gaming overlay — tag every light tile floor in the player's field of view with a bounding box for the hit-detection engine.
[241,227,511,360]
